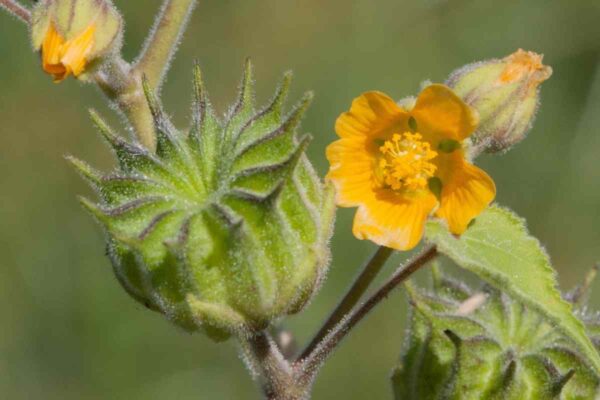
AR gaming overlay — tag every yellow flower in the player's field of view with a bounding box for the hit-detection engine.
[41,22,96,82]
[326,84,496,250]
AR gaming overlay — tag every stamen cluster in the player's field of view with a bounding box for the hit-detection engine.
[378,132,437,191]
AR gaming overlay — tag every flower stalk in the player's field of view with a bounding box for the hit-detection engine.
[135,0,198,91]
[298,245,394,360]
[297,245,437,379]
[241,332,310,400]
[93,58,157,149]
[0,0,30,24]
[93,0,197,150]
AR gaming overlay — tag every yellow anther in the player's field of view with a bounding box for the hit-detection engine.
[378,132,438,191]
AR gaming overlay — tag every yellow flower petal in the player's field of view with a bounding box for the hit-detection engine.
[41,22,95,82]
[326,138,376,207]
[335,91,409,139]
[61,23,95,77]
[353,189,437,250]
[435,155,496,234]
[411,84,478,142]
[42,23,68,80]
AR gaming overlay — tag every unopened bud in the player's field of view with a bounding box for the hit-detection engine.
[447,49,552,153]
[31,0,123,82]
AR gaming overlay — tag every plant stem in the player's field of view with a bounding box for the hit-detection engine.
[298,244,437,379]
[298,245,394,360]
[94,0,197,151]
[94,59,157,150]
[569,263,599,305]
[0,0,30,24]
[241,332,310,400]
[135,0,198,91]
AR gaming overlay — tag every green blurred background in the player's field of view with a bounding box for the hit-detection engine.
[1,0,599,398]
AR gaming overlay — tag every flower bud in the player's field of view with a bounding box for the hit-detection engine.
[69,63,335,340]
[31,0,123,82]
[446,49,552,153]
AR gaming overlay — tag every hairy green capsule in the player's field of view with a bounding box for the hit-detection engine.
[69,62,335,340]
[392,267,600,399]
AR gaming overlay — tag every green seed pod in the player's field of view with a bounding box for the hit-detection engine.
[69,62,335,340]
[31,0,123,81]
[446,49,552,153]
[391,267,600,399]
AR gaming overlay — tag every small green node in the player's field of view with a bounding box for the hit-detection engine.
[428,177,443,200]
[438,139,461,153]
[408,116,418,132]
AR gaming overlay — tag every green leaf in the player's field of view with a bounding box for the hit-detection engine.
[425,205,600,373]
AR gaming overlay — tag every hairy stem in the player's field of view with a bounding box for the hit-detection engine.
[0,0,30,24]
[241,332,310,400]
[94,0,198,151]
[135,0,198,91]
[569,263,599,304]
[105,0,198,150]
[94,59,156,150]
[298,245,438,379]
[298,246,394,360]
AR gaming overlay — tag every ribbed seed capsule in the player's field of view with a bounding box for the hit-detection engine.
[392,267,600,399]
[69,62,335,340]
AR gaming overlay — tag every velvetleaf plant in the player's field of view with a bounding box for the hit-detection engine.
[1,0,599,399]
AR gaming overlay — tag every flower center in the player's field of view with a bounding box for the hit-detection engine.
[378,132,438,191]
